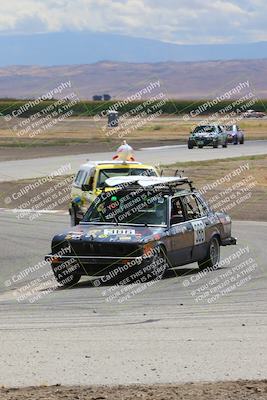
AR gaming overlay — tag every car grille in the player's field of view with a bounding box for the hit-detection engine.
[52,240,142,258]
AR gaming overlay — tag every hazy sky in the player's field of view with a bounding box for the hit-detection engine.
[0,0,266,44]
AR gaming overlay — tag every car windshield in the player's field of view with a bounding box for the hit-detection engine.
[83,190,168,226]
[193,126,216,133]
[97,168,157,188]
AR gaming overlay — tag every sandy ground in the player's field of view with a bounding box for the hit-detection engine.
[1,380,267,400]
[0,155,266,221]
[164,155,267,221]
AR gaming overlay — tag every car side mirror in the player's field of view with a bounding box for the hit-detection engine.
[81,184,91,191]
[81,177,94,191]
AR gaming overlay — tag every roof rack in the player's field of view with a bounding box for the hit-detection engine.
[83,160,141,166]
[104,175,195,193]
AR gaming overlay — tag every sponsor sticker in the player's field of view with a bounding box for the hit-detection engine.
[65,231,83,240]
[191,220,205,245]
[118,236,132,241]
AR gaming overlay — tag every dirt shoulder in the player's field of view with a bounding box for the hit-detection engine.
[1,380,267,400]
[162,154,267,221]
[0,155,266,221]
[0,138,180,162]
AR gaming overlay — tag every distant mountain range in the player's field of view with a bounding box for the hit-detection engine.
[0,59,267,99]
[0,32,267,66]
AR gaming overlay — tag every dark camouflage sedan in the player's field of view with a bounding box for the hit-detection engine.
[45,176,236,287]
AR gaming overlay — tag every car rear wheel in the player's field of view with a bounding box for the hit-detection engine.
[213,141,218,148]
[239,136,244,144]
[222,141,228,148]
[198,144,203,149]
[198,237,220,271]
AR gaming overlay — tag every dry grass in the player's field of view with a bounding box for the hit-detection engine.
[0,117,266,147]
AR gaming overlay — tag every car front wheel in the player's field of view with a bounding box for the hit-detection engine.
[188,141,194,149]
[70,206,79,226]
[198,237,220,271]
[233,134,238,145]
[143,247,170,281]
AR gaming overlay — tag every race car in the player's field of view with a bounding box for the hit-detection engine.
[188,125,228,149]
[69,160,158,226]
[243,109,266,118]
[69,141,158,226]
[46,176,237,287]
[224,124,245,145]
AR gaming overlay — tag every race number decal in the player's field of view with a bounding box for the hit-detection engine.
[104,228,135,235]
[191,220,205,245]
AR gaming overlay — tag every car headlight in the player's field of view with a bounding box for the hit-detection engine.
[143,242,154,256]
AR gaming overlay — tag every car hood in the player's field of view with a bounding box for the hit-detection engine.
[53,224,166,244]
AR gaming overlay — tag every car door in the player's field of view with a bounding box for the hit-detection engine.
[194,193,221,250]
[72,169,93,216]
[71,169,86,205]
[80,170,96,214]
[180,194,209,262]
[167,196,195,266]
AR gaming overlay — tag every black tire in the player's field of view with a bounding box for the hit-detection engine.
[188,141,194,149]
[70,206,79,226]
[222,141,228,148]
[159,247,171,271]
[108,249,170,285]
[213,141,218,148]
[141,247,171,282]
[239,136,244,144]
[198,145,203,149]
[198,237,220,271]
[233,134,238,145]
[53,267,81,287]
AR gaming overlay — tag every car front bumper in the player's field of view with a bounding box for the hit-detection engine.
[45,253,143,266]
[221,237,237,246]
[190,136,218,146]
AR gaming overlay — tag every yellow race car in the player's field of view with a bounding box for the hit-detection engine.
[69,161,158,225]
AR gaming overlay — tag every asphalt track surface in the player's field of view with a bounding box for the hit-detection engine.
[0,213,266,387]
[0,140,267,182]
